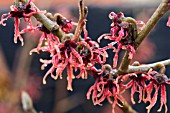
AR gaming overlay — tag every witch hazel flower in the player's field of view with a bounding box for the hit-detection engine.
[79,37,108,68]
[122,73,151,104]
[68,38,107,80]
[98,12,144,68]
[121,68,170,113]
[40,37,89,91]
[29,24,60,56]
[144,70,170,113]
[71,26,108,79]
[0,0,43,46]
[87,64,123,113]
[74,25,109,78]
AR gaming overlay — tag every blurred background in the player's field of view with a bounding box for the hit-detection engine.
[0,0,170,113]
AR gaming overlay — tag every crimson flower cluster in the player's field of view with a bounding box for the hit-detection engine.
[36,31,108,91]
[121,69,170,113]
[87,65,170,113]
[0,0,42,46]
[23,14,108,91]
[87,65,124,113]
[98,12,144,68]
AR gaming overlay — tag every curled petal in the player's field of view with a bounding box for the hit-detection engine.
[157,85,168,113]
[40,59,52,70]
[144,82,154,103]
[14,17,24,46]
[111,98,117,113]
[0,13,11,26]
[109,12,117,20]
[146,85,159,113]
[131,83,136,104]
[98,33,111,43]
[23,9,45,18]
[30,33,46,55]
[76,69,85,79]
[116,27,125,41]
[136,82,143,103]
[113,43,122,68]
[20,25,38,35]
[67,65,74,91]
[42,66,55,84]
[87,85,95,100]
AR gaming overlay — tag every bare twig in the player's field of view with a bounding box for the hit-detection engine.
[127,59,170,73]
[21,91,38,113]
[119,101,137,113]
[73,0,88,42]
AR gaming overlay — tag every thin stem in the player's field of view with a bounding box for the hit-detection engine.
[120,101,137,113]
[127,59,170,73]
[117,95,136,113]
[73,0,88,42]
[117,0,170,75]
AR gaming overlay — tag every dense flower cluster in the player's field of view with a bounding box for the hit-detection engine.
[86,66,170,113]
[1,1,170,113]
[87,65,124,113]
[34,27,108,91]
[0,0,42,46]
[121,69,170,113]
[122,73,150,104]
[145,70,170,113]
[98,12,144,68]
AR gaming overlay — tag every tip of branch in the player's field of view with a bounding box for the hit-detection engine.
[21,91,33,111]
[84,6,88,17]
[79,0,83,5]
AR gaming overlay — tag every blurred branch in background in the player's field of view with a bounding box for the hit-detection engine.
[0,24,40,113]
[13,32,35,88]
[53,93,86,113]
[21,91,37,113]
[0,0,160,9]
